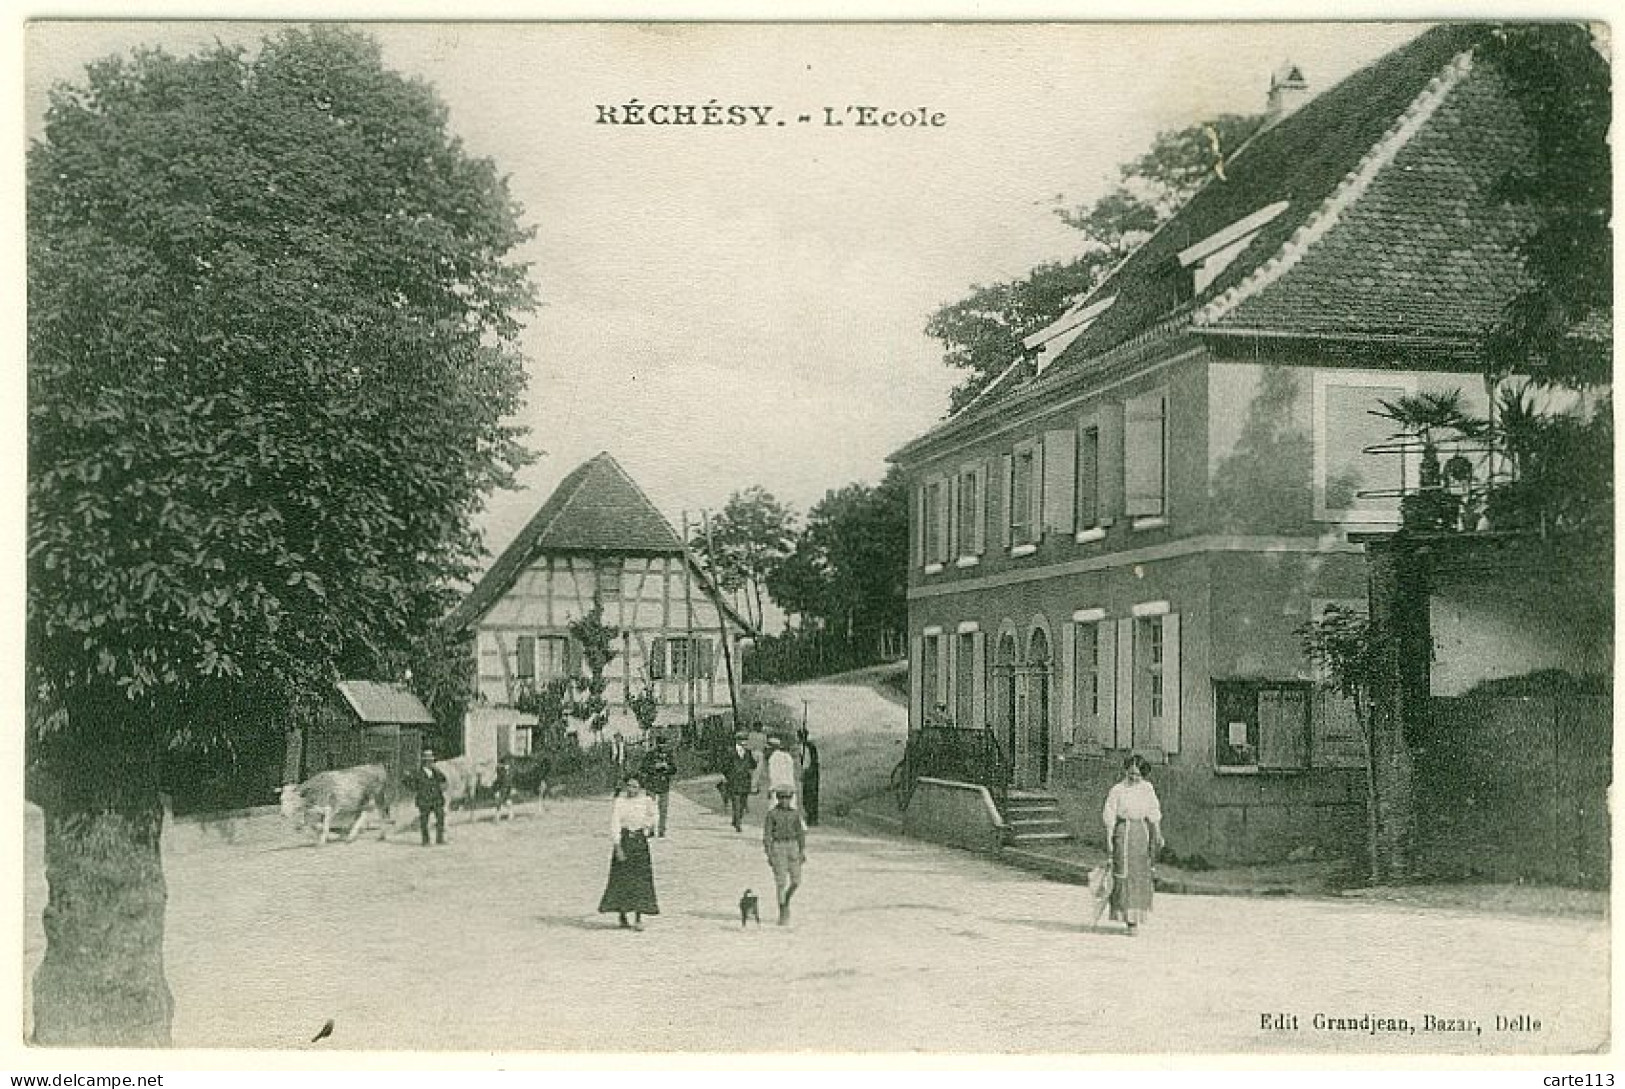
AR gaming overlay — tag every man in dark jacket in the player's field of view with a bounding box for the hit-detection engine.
[722,730,757,832]
[799,729,821,826]
[639,735,680,837]
[406,748,448,846]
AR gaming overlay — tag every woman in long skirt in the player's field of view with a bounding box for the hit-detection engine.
[599,775,659,929]
[1102,754,1164,935]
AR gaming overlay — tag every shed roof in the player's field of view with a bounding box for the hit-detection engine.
[335,681,436,726]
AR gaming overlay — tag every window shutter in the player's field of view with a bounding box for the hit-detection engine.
[1099,403,1123,526]
[697,638,714,679]
[647,636,666,680]
[1059,622,1076,742]
[516,635,536,681]
[1115,618,1135,749]
[936,636,950,710]
[944,475,957,560]
[974,463,988,554]
[910,636,923,728]
[1097,622,1117,747]
[971,630,986,730]
[1043,429,1077,536]
[1125,392,1167,518]
[1259,688,1310,769]
[999,454,1013,548]
[1160,611,1181,753]
[937,479,951,563]
[913,486,924,568]
[1032,441,1045,535]
[565,636,582,679]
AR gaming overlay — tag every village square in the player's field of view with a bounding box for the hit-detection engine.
[21,20,1612,1060]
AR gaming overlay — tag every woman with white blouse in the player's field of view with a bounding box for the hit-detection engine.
[1101,754,1164,935]
[598,775,660,930]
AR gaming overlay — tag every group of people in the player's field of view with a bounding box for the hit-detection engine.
[598,727,819,929]
[410,732,1164,937]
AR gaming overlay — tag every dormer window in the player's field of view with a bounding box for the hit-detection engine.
[1024,294,1117,376]
[1176,201,1289,297]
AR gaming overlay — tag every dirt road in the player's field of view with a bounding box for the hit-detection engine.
[23,789,1608,1054]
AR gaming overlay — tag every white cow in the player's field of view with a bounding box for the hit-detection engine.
[279,764,392,845]
[432,756,493,821]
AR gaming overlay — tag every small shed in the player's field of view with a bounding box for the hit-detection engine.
[285,681,437,785]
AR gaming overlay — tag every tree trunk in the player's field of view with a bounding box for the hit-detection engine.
[31,692,174,1046]
[1364,540,1427,884]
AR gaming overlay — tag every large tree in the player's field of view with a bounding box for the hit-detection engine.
[928,113,1262,412]
[27,28,535,1044]
[701,486,796,631]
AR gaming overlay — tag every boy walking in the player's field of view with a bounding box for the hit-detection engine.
[762,786,806,925]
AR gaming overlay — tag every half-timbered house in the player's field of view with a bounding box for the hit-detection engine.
[447,452,751,754]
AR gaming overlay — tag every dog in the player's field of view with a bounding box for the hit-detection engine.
[738,889,761,928]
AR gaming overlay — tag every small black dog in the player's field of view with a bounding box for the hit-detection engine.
[739,889,761,928]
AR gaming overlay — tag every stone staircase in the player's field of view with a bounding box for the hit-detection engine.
[1002,790,1073,846]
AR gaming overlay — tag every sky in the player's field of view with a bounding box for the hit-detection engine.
[26,20,1429,571]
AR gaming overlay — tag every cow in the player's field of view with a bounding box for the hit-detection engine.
[491,754,550,820]
[279,764,392,845]
[431,756,490,820]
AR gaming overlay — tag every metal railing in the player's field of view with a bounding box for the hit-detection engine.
[898,725,1011,812]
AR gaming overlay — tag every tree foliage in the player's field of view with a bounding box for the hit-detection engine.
[1482,23,1611,388]
[928,113,1263,412]
[26,27,536,1043]
[701,486,796,631]
[566,596,619,735]
[765,466,909,649]
[29,27,535,711]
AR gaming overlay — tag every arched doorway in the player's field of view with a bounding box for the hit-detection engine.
[993,632,1018,772]
[1021,627,1052,788]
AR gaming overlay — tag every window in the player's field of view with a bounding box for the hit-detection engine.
[922,632,942,722]
[669,637,691,680]
[1075,425,1101,532]
[923,479,947,567]
[1010,447,1037,546]
[1134,616,1164,748]
[956,467,981,558]
[1124,391,1168,522]
[596,557,622,601]
[1215,681,1311,770]
[655,636,712,681]
[537,635,569,679]
[955,631,976,726]
[1124,607,1179,753]
[1071,621,1100,742]
[1315,373,1414,523]
[515,635,536,681]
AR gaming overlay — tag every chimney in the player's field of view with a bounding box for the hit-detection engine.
[1264,61,1311,127]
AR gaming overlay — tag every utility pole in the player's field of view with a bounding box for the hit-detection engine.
[705,508,743,729]
[681,511,696,731]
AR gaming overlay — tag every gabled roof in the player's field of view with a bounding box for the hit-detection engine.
[336,681,436,725]
[446,452,753,635]
[895,25,1523,464]
[1048,23,1498,371]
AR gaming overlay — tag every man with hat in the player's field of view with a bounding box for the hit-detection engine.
[762,785,807,925]
[638,733,680,837]
[721,729,757,832]
[406,747,448,846]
